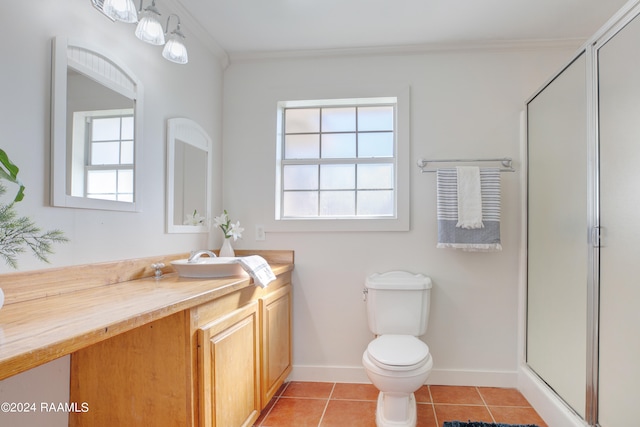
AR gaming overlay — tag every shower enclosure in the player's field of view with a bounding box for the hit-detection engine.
[526,2,640,426]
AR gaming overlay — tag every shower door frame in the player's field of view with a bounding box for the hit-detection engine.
[525,2,640,426]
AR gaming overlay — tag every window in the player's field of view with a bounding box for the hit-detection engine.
[278,98,398,221]
[70,109,135,202]
[274,89,410,232]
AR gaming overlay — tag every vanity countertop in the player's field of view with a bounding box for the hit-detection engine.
[0,250,294,381]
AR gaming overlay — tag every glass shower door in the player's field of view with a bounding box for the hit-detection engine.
[526,52,588,419]
[597,12,640,427]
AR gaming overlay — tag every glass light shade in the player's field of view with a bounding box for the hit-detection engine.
[103,0,138,23]
[135,11,165,45]
[162,36,188,64]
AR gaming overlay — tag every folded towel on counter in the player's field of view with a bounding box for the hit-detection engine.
[456,166,484,229]
[436,168,502,252]
[237,255,276,288]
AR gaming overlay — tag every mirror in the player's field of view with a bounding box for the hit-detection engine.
[166,118,212,233]
[51,36,143,212]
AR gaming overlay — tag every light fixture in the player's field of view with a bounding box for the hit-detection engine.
[135,0,165,45]
[101,0,138,23]
[162,15,188,64]
[91,0,189,64]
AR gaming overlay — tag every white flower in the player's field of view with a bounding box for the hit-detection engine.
[184,210,206,226]
[228,221,244,241]
[215,210,243,240]
[213,211,229,228]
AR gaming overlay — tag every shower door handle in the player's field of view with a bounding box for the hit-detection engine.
[591,226,603,248]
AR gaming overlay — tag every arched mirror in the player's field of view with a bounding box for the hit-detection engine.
[166,118,212,233]
[51,36,143,212]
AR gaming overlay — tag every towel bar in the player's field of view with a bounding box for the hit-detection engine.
[417,157,515,173]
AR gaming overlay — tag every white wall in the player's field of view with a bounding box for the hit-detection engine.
[222,46,577,385]
[0,1,224,425]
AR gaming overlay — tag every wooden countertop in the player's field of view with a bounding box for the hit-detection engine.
[0,251,293,381]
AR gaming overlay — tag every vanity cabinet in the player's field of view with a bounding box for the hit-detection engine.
[197,301,261,427]
[68,271,293,427]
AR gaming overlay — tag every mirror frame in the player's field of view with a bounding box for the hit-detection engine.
[51,36,144,212]
[166,118,212,233]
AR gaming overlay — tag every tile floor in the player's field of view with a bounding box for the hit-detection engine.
[254,382,548,427]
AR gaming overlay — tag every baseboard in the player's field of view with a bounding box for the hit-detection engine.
[518,365,589,427]
[288,365,370,383]
[288,365,518,388]
[427,368,518,388]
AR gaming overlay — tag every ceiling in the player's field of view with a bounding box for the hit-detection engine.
[174,0,630,56]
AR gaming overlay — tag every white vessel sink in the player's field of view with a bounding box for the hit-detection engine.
[171,257,248,278]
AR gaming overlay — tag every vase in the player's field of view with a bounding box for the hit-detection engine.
[219,238,235,257]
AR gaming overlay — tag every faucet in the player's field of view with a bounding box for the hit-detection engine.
[188,250,217,263]
[151,262,165,279]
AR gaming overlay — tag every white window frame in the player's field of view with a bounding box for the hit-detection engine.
[70,109,134,201]
[274,88,410,232]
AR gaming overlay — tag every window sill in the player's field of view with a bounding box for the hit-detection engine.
[266,216,409,233]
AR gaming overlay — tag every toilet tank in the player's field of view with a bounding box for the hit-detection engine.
[364,271,432,336]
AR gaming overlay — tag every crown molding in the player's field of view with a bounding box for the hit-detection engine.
[227,38,586,65]
[152,2,586,69]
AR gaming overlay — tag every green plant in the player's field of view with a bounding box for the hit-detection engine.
[0,148,24,202]
[0,149,68,268]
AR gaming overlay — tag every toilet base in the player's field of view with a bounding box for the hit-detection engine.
[375,391,417,427]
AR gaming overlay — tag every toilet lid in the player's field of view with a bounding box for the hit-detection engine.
[367,335,429,369]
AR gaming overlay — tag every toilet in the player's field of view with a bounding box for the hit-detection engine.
[362,271,433,427]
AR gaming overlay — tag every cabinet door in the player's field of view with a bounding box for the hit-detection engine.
[198,301,260,427]
[260,284,293,405]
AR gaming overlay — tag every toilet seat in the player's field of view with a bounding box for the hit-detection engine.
[366,335,430,371]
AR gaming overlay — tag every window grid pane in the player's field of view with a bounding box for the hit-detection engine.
[321,133,356,158]
[91,117,121,141]
[358,132,394,158]
[320,190,355,216]
[91,141,120,165]
[320,164,355,190]
[283,165,319,190]
[283,191,318,217]
[285,134,320,159]
[121,140,134,164]
[357,164,394,189]
[281,101,396,219]
[322,107,356,132]
[85,114,135,202]
[285,108,320,133]
[358,106,394,131]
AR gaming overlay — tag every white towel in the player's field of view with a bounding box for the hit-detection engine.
[436,168,502,251]
[236,255,276,288]
[456,166,484,229]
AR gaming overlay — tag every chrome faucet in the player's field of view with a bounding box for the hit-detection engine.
[151,262,165,279]
[188,250,217,263]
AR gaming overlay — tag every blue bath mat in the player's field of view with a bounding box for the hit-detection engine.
[443,422,540,427]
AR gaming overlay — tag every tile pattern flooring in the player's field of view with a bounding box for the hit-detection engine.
[254,382,548,427]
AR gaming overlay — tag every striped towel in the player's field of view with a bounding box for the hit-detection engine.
[237,255,276,288]
[436,168,502,251]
